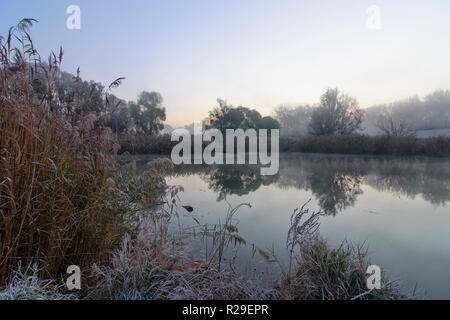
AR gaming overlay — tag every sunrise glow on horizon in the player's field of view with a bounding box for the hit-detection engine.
[2,0,450,127]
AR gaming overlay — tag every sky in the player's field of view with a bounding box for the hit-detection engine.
[2,0,450,127]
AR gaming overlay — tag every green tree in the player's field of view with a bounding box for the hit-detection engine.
[207,99,279,132]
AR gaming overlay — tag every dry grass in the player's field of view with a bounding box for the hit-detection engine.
[277,237,403,300]
[88,200,404,300]
[119,133,450,157]
[280,134,450,156]
[118,134,176,155]
[275,203,404,300]
[89,217,266,300]
[0,264,78,300]
[0,19,154,285]
[0,198,406,300]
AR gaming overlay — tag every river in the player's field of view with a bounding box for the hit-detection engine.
[132,153,450,299]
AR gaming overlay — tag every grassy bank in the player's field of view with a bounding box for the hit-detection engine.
[0,202,405,300]
[118,133,450,157]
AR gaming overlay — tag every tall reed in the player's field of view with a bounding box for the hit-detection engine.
[0,19,135,284]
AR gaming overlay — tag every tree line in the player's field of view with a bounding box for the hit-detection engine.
[276,89,450,137]
[44,67,449,138]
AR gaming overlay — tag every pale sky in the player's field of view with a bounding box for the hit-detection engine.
[2,0,450,127]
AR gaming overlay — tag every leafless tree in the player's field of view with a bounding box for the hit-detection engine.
[376,109,415,137]
[309,88,364,135]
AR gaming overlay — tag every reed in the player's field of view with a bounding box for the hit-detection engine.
[275,203,404,300]
[280,134,450,156]
[0,19,143,284]
[119,133,450,157]
[89,216,264,300]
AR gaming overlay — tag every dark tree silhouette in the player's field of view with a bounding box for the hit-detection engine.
[131,91,167,135]
[207,99,279,132]
[309,88,364,136]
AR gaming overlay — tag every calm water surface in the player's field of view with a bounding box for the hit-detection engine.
[134,153,450,299]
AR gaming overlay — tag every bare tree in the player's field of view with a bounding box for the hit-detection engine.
[309,88,364,135]
[376,110,415,137]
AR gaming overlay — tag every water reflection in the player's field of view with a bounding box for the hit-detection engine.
[205,166,279,201]
[129,154,450,298]
[366,160,450,206]
[133,154,450,215]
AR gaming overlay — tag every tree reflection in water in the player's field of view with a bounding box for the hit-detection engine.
[132,154,450,216]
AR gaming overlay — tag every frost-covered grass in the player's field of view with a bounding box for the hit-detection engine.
[0,266,77,300]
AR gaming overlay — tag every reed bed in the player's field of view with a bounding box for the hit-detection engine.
[89,217,266,300]
[280,134,450,157]
[0,19,152,285]
[119,133,450,157]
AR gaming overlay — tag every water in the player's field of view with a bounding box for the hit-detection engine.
[134,153,450,299]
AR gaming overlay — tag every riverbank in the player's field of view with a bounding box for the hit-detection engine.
[118,133,450,157]
[0,198,405,300]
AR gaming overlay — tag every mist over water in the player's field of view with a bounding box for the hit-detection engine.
[132,153,450,299]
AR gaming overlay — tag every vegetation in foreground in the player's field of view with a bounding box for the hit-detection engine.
[0,20,405,300]
[0,202,404,300]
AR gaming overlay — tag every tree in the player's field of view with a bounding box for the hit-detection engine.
[376,110,415,137]
[258,116,280,130]
[309,88,364,136]
[207,99,279,132]
[237,106,262,129]
[275,104,312,136]
[131,91,166,135]
[363,89,450,134]
[207,99,244,132]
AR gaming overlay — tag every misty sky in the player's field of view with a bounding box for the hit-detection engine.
[2,0,450,127]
